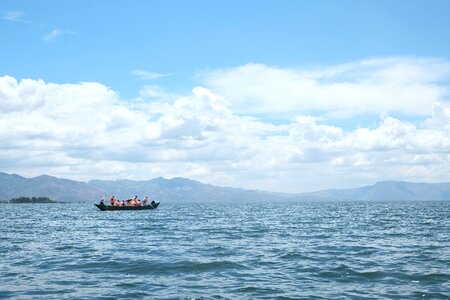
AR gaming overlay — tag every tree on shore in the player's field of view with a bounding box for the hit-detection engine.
[9,197,58,203]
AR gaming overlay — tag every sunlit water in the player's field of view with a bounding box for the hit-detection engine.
[1,201,449,299]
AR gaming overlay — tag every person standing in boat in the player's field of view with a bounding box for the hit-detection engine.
[142,196,148,206]
[109,196,115,206]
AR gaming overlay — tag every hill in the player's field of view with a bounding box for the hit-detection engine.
[0,173,103,202]
[88,177,279,203]
[298,181,450,201]
[0,172,449,203]
[0,172,280,203]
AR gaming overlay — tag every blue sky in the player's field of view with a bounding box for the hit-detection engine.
[1,1,450,192]
[3,0,450,96]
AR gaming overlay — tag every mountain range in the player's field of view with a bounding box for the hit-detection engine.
[0,172,449,203]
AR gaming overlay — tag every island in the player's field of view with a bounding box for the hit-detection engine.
[7,197,59,204]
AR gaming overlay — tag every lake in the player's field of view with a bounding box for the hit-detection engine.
[0,201,449,299]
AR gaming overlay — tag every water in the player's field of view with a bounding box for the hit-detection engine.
[1,201,449,299]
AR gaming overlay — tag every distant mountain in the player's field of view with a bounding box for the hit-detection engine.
[0,172,449,203]
[298,181,450,201]
[0,172,281,203]
[0,172,102,202]
[88,177,279,203]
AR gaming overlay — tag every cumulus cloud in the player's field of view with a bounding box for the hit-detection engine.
[426,102,450,130]
[200,57,450,117]
[1,61,450,192]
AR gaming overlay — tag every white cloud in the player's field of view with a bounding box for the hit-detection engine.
[131,69,172,80]
[425,102,450,130]
[1,61,450,192]
[42,28,75,43]
[138,85,179,102]
[2,11,27,22]
[200,57,450,117]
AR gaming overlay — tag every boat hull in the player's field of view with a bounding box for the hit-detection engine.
[95,202,160,211]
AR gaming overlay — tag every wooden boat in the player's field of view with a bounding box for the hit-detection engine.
[95,202,160,211]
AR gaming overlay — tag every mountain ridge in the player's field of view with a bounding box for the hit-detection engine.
[0,172,449,203]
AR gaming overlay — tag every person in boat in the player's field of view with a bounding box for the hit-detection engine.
[131,196,137,206]
[120,200,125,206]
[142,196,148,206]
[126,199,131,206]
[136,199,141,206]
[109,196,115,206]
[151,200,156,206]
[100,197,106,206]
[114,199,120,206]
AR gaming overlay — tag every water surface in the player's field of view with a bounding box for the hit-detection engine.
[1,201,449,299]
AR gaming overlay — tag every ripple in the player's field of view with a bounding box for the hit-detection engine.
[0,201,449,299]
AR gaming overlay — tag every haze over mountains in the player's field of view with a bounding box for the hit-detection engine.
[0,172,449,203]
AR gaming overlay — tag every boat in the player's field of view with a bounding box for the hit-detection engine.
[94,202,160,211]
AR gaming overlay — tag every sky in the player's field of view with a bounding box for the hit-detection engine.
[1,0,450,192]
